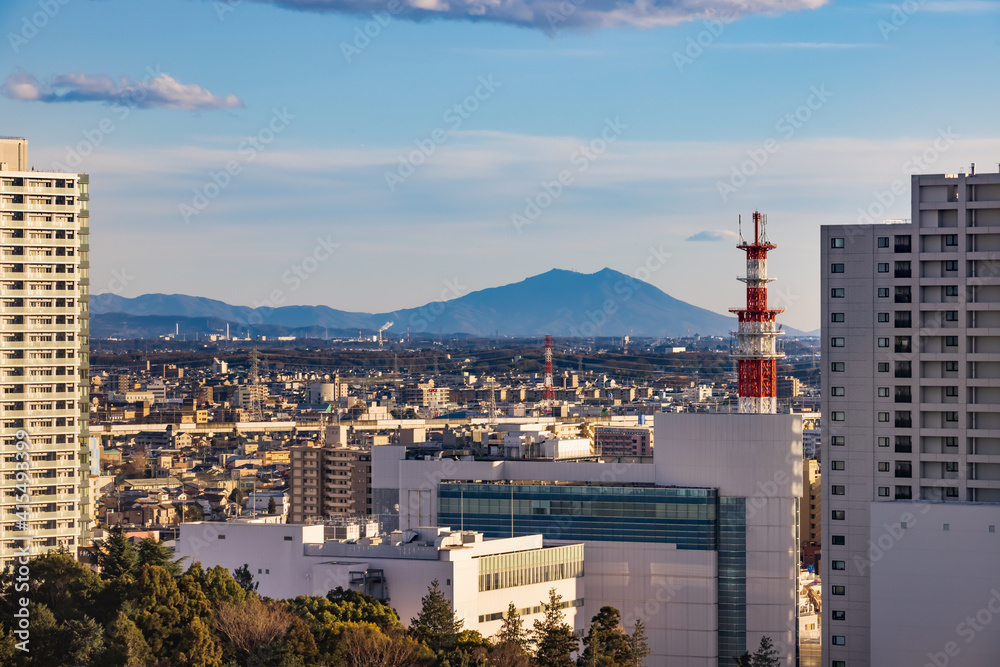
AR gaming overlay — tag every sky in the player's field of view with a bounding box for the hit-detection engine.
[2,0,999,331]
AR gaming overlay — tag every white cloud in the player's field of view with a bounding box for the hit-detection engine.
[226,0,829,31]
[2,70,243,111]
[687,230,739,242]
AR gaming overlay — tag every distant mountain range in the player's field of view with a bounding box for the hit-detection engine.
[90,268,814,339]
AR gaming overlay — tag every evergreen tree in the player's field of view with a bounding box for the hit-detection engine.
[100,610,154,667]
[532,588,578,667]
[131,565,186,658]
[173,616,223,667]
[230,487,245,505]
[268,616,320,667]
[136,538,184,578]
[268,496,277,514]
[750,635,780,667]
[578,606,629,666]
[63,615,106,666]
[234,563,259,593]
[96,527,140,582]
[186,562,248,607]
[626,619,651,667]
[494,602,529,653]
[409,579,463,658]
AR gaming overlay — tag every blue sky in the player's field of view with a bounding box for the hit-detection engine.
[2,0,999,331]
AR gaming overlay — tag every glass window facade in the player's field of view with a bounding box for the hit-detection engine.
[477,543,583,592]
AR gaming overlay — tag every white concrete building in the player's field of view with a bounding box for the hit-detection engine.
[0,138,91,569]
[821,171,1000,666]
[374,412,802,666]
[176,522,584,638]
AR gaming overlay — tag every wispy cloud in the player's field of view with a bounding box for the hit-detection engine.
[219,0,829,31]
[717,42,878,49]
[2,70,243,111]
[687,230,739,242]
[921,1,1000,12]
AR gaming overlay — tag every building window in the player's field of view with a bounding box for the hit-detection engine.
[878,236,890,248]
[945,386,959,397]
[832,263,845,273]
[895,336,912,353]
[945,411,959,422]
[945,260,958,271]
[878,362,890,372]
[878,462,890,472]
[832,586,846,596]
[832,461,845,470]
[832,387,845,396]
[895,486,912,500]
[878,262,889,273]
[895,436,912,453]
[878,487,890,497]
[895,311,912,328]
[832,560,846,570]
[831,313,845,323]
[832,412,845,422]
[831,436,845,446]
[832,485,845,495]
[833,635,846,646]
[895,235,911,252]
[945,285,959,297]
[878,412,890,422]
[878,337,890,348]
[832,611,846,622]
[878,312,890,323]
[218,535,226,540]
[895,462,913,478]
[878,437,890,447]
[878,288,890,298]
[945,462,959,473]
[832,338,845,348]
[832,288,845,298]
[945,361,959,372]
[946,488,959,498]
[945,234,958,246]
[895,286,912,303]
[832,535,846,545]
[283,536,293,541]
[945,310,959,321]
[832,510,846,520]
[831,237,845,248]
[831,362,845,372]
[945,437,958,447]
[946,336,959,347]
[878,387,890,398]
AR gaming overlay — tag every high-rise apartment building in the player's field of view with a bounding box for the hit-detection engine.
[288,445,371,523]
[822,171,1000,666]
[0,137,91,569]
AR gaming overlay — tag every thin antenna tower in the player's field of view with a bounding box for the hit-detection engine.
[543,335,554,402]
[248,346,263,421]
[487,379,499,425]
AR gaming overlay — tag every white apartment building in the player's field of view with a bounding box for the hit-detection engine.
[0,137,91,568]
[175,521,584,638]
[374,413,803,666]
[821,171,1000,666]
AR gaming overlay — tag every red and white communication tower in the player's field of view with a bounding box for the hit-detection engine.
[730,211,784,414]
[543,335,555,402]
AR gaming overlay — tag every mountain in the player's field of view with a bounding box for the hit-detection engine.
[91,268,806,338]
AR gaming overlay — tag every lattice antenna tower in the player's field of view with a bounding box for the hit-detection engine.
[730,211,785,414]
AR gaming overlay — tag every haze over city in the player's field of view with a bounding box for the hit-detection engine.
[3,0,999,331]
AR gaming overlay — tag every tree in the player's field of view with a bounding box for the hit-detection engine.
[215,595,295,666]
[184,504,203,522]
[136,538,184,578]
[173,616,224,667]
[100,610,154,667]
[339,624,423,667]
[734,636,780,667]
[532,589,578,667]
[409,579,463,658]
[626,619,650,667]
[234,563,259,594]
[268,496,277,514]
[230,487,245,505]
[96,527,140,581]
[185,562,247,607]
[268,616,321,667]
[578,606,629,666]
[131,565,186,658]
[494,602,528,653]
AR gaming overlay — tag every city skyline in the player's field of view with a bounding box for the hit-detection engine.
[2,0,999,331]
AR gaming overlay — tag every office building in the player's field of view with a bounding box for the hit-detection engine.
[374,413,802,666]
[821,171,1000,666]
[0,137,91,568]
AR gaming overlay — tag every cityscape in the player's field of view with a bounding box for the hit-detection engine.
[2,1,1000,666]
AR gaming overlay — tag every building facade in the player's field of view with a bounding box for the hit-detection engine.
[0,137,91,568]
[289,444,371,523]
[375,413,802,666]
[593,425,653,457]
[821,171,1000,666]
